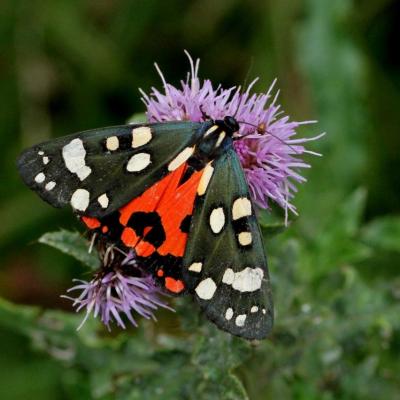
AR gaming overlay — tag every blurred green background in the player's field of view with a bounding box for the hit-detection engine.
[1,0,400,399]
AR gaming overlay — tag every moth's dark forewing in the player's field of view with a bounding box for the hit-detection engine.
[17,121,207,217]
[183,145,273,340]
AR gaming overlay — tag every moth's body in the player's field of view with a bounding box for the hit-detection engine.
[17,116,273,340]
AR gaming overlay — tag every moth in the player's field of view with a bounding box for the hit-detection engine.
[17,116,273,340]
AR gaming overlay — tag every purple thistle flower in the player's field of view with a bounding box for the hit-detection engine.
[63,250,172,330]
[140,51,324,220]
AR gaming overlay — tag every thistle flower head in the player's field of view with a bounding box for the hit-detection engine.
[63,249,171,330]
[141,51,323,219]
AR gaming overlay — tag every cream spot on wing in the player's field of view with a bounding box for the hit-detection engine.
[188,262,202,273]
[232,197,252,220]
[126,152,151,172]
[62,138,92,181]
[225,308,233,320]
[34,172,45,183]
[235,314,246,327]
[70,189,90,211]
[97,193,109,209]
[42,156,49,165]
[204,125,218,137]
[131,127,152,148]
[209,207,225,234]
[222,268,234,285]
[197,162,214,196]
[215,131,226,147]
[38,150,44,156]
[262,309,266,314]
[106,136,119,151]
[45,181,56,191]
[222,267,264,293]
[232,267,263,292]
[168,146,195,171]
[195,278,217,300]
[238,232,252,246]
[251,306,258,313]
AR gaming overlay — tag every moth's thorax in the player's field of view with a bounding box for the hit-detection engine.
[191,117,239,167]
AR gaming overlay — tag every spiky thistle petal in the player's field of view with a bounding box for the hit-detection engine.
[63,251,172,330]
[141,51,324,218]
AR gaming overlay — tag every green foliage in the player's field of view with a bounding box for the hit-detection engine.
[362,216,400,253]
[1,0,399,399]
[0,280,250,399]
[1,188,400,399]
[39,230,100,271]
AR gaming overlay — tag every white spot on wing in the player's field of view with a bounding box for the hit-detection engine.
[168,146,195,171]
[42,156,49,165]
[126,153,151,172]
[209,207,225,234]
[215,131,226,147]
[225,308,233,320]
[232,197,252,220]
[38,151,44,156]
[188,262,202,273]
[232,267,263,292]
[70,189,90,211]
[131,127,152,148]
[45,181,56,191]
[62,139,92,181]
[106,136,119,151]
[204,125,218,137]
[251,306,258,313]
[235,314,246,327]
[97,193,109,209]
[222,268,234,285]
[222,267,264,293]
[238,232,252,246]
[195,278,217,300]
[197,162,214,196]
[34,172,45,183]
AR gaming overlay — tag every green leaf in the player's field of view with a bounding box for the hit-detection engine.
[333,188,367,237]
[361,216,400,253]
[0,297,42,335]
[0,297,93,356]
[191,331,250,400]
[39,230,99,270]
[303,188,370,275]
[257,209,288,237]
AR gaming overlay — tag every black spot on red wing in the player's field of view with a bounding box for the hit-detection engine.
[81,211,124,243]
[180,214,192,234]
[136,253,187,296]
[179,164,196,185]
[127,211,166,248]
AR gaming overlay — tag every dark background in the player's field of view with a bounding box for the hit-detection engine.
[1,1,399,399]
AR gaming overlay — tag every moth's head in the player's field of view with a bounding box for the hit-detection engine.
[222,116,240,136]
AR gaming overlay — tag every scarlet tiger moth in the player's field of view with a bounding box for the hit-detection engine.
[17,117,273,340]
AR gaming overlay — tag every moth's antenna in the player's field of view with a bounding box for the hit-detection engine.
[235,120,301,154]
